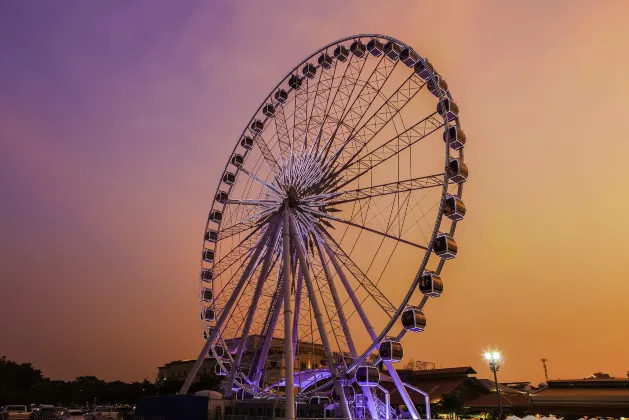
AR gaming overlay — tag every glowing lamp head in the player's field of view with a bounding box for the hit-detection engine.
[484,351,501,362]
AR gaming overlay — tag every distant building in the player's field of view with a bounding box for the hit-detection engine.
[157,335,327,386]
[530,378,629,417]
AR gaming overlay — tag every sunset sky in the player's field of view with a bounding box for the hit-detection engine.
[1,0,628,385]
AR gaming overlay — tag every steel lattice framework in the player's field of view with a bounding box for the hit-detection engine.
[181,35,468,420]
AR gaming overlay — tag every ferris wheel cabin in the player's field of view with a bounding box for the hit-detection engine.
[355,366,380,387]
[302,63,317,79]
[334,45,349,62]
[379,340,404,362]
[350,40,367,58]
[215,191,229,204]
[414,59,435,80]
[419,272,444,297]
[437,98,459,122]
[204,230,218,242]
[222,172,236,185]
[289,74,302,90]
[443,126,466,151]
[402,306,427,332]
[428,75,449,97]
[250,119,264,134]
[240,136,254,150]
[318,53,333,69]
[367,38,384,57]
[203,308,215,322]
[210,345,225,359]
[399,48,420,67]
[231,154,244,167]
[202,289,213,302]
[215,362,231,376]
[209,210,223,223]
[262,103,275,118]
[384,41,402,61]
[448,159,469,184]
[201,269,214,282]
[203,249,215,263]
[444,195,466,221]
[274,89,288,103]
[433,233,458,259]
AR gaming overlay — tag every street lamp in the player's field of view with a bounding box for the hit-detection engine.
[484,351,503,420]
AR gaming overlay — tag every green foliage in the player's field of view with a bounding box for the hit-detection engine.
[0,356,221,407]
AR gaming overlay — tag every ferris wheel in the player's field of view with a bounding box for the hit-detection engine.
[181,35,468,420]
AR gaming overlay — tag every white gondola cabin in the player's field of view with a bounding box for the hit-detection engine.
[437,98,459,122]
[205,230,218,242]
[399,48,420,67]
[201,269,214,282]
[223,172,236,185]
[350,40,366,58]
[274,89,288,103]
[379,340,404,362]
[215,191,228,204]
[367,38,384,57]
[444,195,466,221]
[203,308,215,321]
[250,120,264,133]
[443,126,466,151]
[355,366,380,387]
[240,136,254,150]
[210,210,223,223]
[203,249,215,263]
[202,288,213,302]
[383,41,402,61]
[414,59,434,80]
[448,159,469,184]
[401,306,426,332]
[334,45,349,62]
[262,104,275,117]
[231,154,244,167]
[433,232,457,259]
[419,272,444,297]
[428,75,448,97]
[289,74,302,90]
[318,53,333,69]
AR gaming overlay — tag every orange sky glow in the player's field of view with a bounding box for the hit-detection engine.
[1,0,628,385]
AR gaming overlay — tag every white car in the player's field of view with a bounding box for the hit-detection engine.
[60,410,85,420]
[1,405,30,420]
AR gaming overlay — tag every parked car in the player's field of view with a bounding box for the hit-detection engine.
[83,407,117,420]
[59,410,84,420]
[1,405,30,420]
[31,405,57,420]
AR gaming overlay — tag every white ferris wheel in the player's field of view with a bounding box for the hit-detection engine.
[181,35,468,420]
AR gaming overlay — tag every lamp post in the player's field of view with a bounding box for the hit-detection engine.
[484,351,503,420]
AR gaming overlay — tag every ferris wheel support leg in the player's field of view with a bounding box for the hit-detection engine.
[291,267,304,392]
[282,206,295,420]
[252,271,285,386]
[179,215,279,395]
[322,242,421,420]
[316,243,379,420]
[288,213,352,420]
[224,222,283,397]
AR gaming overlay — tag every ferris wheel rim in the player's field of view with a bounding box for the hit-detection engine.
[197,34,467,403]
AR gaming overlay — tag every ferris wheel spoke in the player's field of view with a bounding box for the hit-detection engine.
[310,173,444,206]
[250,267,285,384]
[305,206,428,251]
[336,73,426,168]
[273,101,292,159]
[318,229,397,317]
[250,131,281,175]
[224,222,282,396]
[287,211,352,419]
[333,112,444,191]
